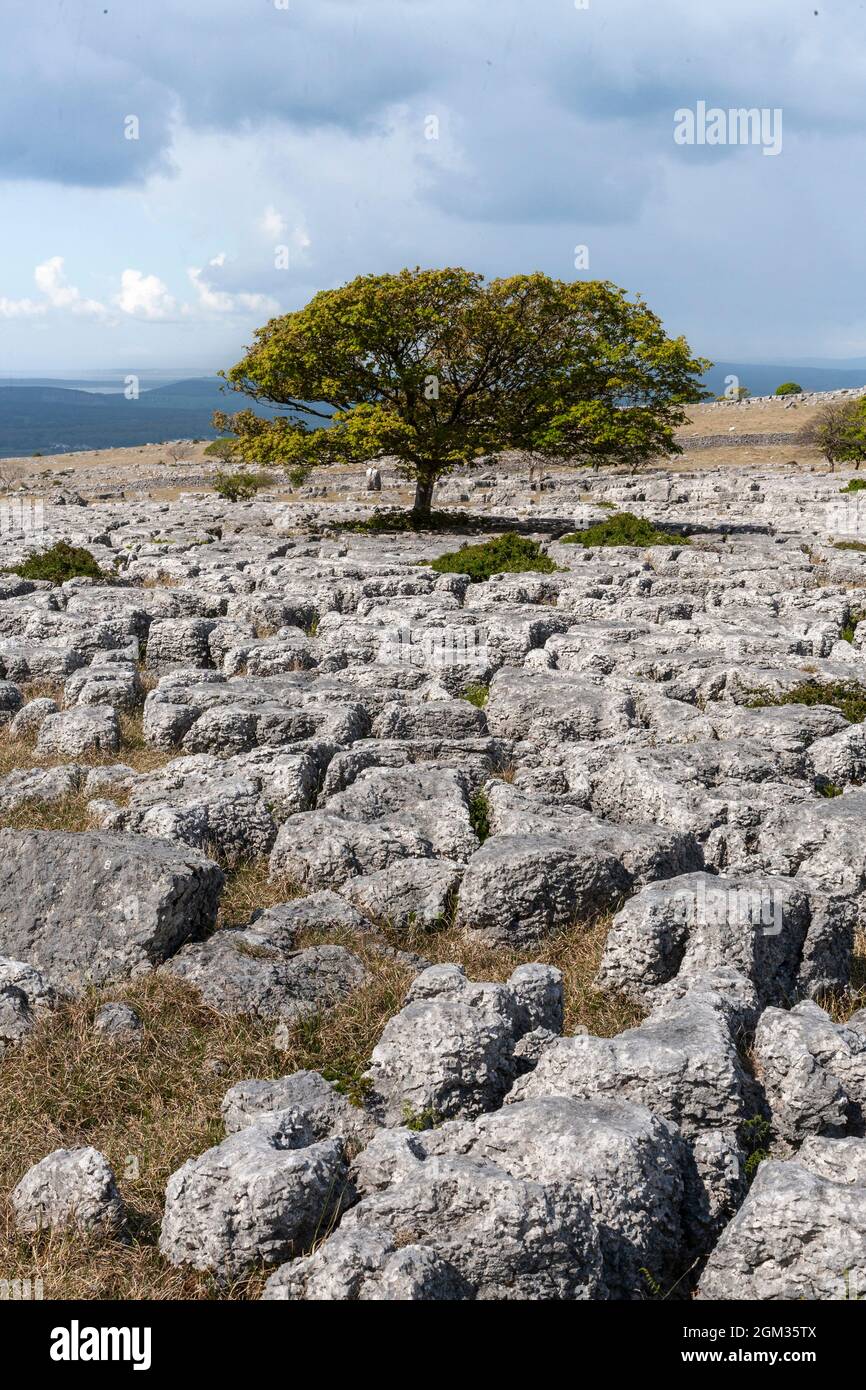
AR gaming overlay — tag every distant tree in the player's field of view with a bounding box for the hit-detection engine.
[214,268,711,519]
[203,436,239,462]
[803,399,866,471]
[775,382,803,396]
[212,470,273,502]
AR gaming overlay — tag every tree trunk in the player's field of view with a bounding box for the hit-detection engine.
[412,473,436,518]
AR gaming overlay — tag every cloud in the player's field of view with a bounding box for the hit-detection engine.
[114,269,177,320]
[33,257,107,316]
[260,206,287,240]
[187,262,279,317]
[0,257,105,318]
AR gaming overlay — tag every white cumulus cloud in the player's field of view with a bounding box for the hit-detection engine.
[33,256,107,316]
[187,263,279,316]
[114,269,177,320]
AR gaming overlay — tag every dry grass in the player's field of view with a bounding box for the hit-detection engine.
[0,907,633,1300]
[0,709,175,784]
[826,928,866,1024]
[217,856,303,929]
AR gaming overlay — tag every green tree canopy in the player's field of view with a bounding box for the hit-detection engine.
[775,381,803,396]
[804,398,866,470]
[214,267,711,516]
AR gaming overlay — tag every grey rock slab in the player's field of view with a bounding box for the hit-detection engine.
[159,1115,348,1279]
[754,1001,866,1146]
[0,829,223,993]
[12,1147,125,1235]
[597,871,852,1007]
[36,704,120,757]
[221,1068,377,1148]
[0,957,57,1056]
[340,858,462,929]
[697,1137,866,1301]
[263,1154,604,1301]
[511,988,749,1138]
[160,936,368,1023]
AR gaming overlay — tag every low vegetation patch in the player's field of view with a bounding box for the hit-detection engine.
[463,682,489,709]
[839,479,866,494]
[559,512,688,548]
[2,541,105,585]
[0,910,643,1300]
[341,510,495,536]
[833,540,866,553]
[212,471,274,502]
[745,679,866,725]
[427,533,559,582]
[841,611,865,644]
[468,789,491,842]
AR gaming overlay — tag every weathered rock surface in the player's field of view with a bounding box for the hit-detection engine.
[159,1114,349,1278]
[697,1137,866,1300]
[12,1148,126,1235]
[0,830,223,992]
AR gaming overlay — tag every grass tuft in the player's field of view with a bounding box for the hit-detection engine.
[427,533,559,582]
[745,679,866,726]
[560,512,689,549]
[1,541,106,585]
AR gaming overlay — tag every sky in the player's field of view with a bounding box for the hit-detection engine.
[1,0,864,374]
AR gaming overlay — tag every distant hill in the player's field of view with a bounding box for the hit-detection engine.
[701,362,866,399]
[0,377,326,459]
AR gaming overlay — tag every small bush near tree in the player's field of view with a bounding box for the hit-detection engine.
[203,437,240,461]
[212,471,273,502]
[803,399,866,471]
[2,540,105,584]
[560,512,688,548]
[427,533,559,582]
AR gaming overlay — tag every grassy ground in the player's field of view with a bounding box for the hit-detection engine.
[0,913,636,1301]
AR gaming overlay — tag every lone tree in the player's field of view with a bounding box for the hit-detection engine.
[775,381,803,396]
[214,268,710,519]
[803,399,866,471]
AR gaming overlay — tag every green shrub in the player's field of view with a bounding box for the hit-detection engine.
[427,533,558,582]
[841,611,865,643]
[560,511,688,548]
[816,781,844,799]
[341,510,491,535]
[212,471,273,502]
[2,540,104,585]
[834,540,866,552]
[746,679,866,725]
[840,478,866,493]
[468,790,490,842]
[464,682,489,709]
[775,382,803,396]
[741,1115,772,1184]
[203,437,239,460]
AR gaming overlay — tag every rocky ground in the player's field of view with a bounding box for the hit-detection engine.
[1,432,866,1302]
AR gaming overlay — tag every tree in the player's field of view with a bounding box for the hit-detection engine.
[775,381,803,396]
[214,268,711,519]
[203,436,240,462]
[803,399,866,471]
